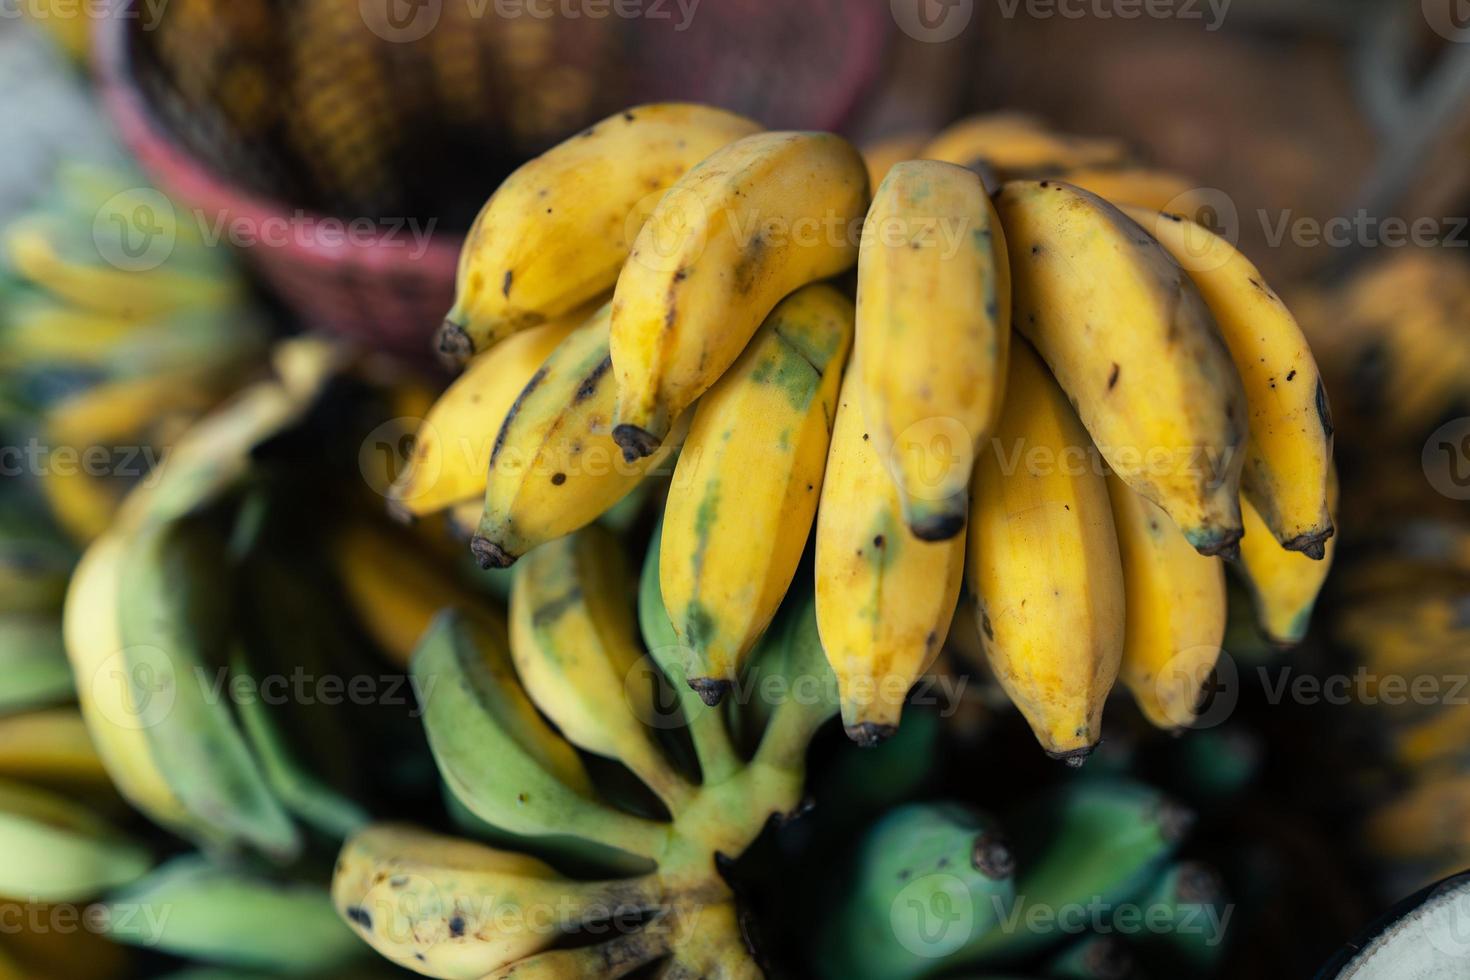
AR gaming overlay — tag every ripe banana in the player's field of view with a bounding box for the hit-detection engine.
[471,304,685,569]
[1060,168,1201,213]
[1106,473,1226,731]
[414,609,672,862]
[101,856,363,974]
[391,307,587,517]
[511,526,695,814]
[815,369,965,746]
[817,802,1015,980]
[856,159,1011,539]
[0,777,151,902]
[439,103,761,360]
[1237,464,1339,646]
[922,114,1128,185]
[1125,206,1334,557]
[995,180,1248,556]
[661,284,853,702]
[609,130,869,459]
[0,708,112,796]
[333,823,663,979]
[967,340,1125,761]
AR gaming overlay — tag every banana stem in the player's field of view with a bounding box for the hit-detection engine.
[750,702,825,775]
[687,707,744,786]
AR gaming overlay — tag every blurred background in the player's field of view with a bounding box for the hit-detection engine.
[2,0,1469,977]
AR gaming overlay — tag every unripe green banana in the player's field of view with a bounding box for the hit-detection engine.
[661,284,853,702]
[0,777,151,902]
[817,802,1016,980]
[333,823,664,979]
[102,856,364,974]
[995,180,1248,557]
[471,305,685,569]
[439,104,761,361]
[610,131,869,459]
[113,517,299,860]
[511,526,695,815]
[0,616,73,716]
[746,582,841,774]
[413,609,671,862]
[1130,860,1231,975]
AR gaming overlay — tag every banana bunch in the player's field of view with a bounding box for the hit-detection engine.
[402,105,1335,766]
[814,778,1222,980]
[333,521,841,978]
[0,162,264,543]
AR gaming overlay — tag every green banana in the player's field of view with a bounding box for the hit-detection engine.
[0,616,74,716]
[817,802,1016,980]
[102,856,364,974]
[1042,934,1138,980]
[1129,860,1231,975]
[0,777,151,901]
[412,609,672,862]
[113,517,299,860]
[746,581,842,775]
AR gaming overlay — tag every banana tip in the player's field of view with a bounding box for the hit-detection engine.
[1156,799,1197,843]
[435,319,474,363]
[844,722,898,748]
[971,831,1015,880]
[1284,526,1334,560]
[687,677,732,707]
[907,510,967,542]
[1193,528,1243,561]
[1048,744,1097,768]
[469,535,517,570]
[611,424,661,463]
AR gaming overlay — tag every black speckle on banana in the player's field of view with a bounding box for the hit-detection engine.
[1126,205,1334,558]
[995,181,1248,558]
[609,131,870,460]
[661,284,854,701]
[968,340,1124,762]
[439,104,761,362]
[472,305,685,570]
[815,369,965,746]
[855,159,1011,541]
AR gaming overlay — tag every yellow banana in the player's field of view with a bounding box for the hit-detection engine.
[471,305,684,569]
[331,517,504,668]
[0,708,112,795]
[660,284,853,701]
[389,309,585,517]
[861,131,929,190]
[922,114,1128,183]
[511,526,694,813]
[995,180,1248,556]
[968,340,1125,761]
[856,159,1011,539]
[439,104,761,360]
[62,533,191,831]
[1125,206,1334,557]
[1237,464,1339,647]
[1060,168,1204,213]
[1106,473,1226,731]
[333,823,663,980]
[609,131,869,459]
[814,370,965,745]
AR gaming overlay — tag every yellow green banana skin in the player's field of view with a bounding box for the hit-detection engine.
[471,305,683,569]
[439,103,761,361]
[815,369,965,746]
[968,340,1125,762]
[333,823,663,979]
[0,777,151,902]
[662,284,853,703]
[995,180,1248,557]
[610,130,869,459]
[1125,205,1334,558]
[856,159,1011,541]
[413,609,671,862]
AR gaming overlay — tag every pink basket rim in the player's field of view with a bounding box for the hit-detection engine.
[91,0,465,279]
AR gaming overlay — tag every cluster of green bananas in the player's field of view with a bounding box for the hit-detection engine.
[395,104,1336,763]
[0,163,263,543]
